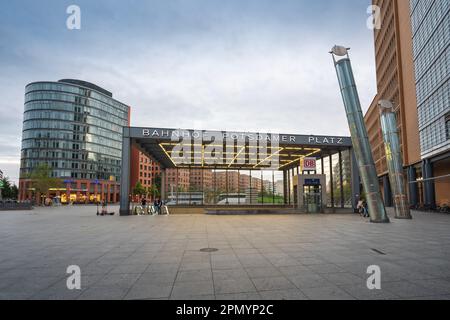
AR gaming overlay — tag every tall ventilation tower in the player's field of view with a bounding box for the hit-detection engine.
[330,45,389,223]
[379,100,412,219]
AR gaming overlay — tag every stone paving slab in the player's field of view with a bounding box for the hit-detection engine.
[1,205,450,300]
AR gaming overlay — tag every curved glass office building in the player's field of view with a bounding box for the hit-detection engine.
[19,79,130,204]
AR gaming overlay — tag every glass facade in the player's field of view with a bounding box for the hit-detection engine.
[164,168,285,206]
[315,150,352,209]
[410,0,450,158]
[20,80,130,182]
[160,151,352,209]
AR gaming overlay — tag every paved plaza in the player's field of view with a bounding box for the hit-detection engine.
[1,206,450,300]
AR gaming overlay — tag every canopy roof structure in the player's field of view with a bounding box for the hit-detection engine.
[126,127,353,171]
[119,127,357,215]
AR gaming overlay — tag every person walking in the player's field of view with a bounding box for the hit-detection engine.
[362,200,369,218]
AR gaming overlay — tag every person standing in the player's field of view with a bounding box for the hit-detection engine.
[154,198,162,214]
[141,197,147,214]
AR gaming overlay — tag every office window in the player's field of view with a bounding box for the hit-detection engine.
[446,114,450,140]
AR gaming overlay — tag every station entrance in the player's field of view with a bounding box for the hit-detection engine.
[119,127,359,215]
[304,186,322,213]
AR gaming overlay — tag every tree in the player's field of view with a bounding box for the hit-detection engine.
[147,184,160,199]
[11,184,18,199]
[27,163,62,202]
[0,177,18,199]
[132,181,146,198]
[154,174,161,192]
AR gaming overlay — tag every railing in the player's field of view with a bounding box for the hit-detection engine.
[132,205,170,215]
[0,202,33,210]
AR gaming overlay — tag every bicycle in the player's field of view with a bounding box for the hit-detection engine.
[161,205,170,215]
[133,205,144,215]
[149,205,157,215]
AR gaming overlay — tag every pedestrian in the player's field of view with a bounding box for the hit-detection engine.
[357,199,364,217]
[101,200,108,215]
[141,197,147,214]
[362,200,369,218]
[154,198,162,214]
[354,194,360,213]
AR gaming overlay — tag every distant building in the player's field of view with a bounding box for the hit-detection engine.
[214,171,239,193]
[130,150,161,197]
[19,79,130,203]
[214,171,265,194]
[190,169,213,190]
[263,179,274,194]
[364,0,450,208]
[130,152,216,200]
[166,168,190,192]
[274,180,284,196]
[364,0,421,206]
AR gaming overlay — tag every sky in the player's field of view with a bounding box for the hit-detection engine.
[0,0,376,184]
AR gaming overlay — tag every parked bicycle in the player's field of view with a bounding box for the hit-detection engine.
[133,205,144,215]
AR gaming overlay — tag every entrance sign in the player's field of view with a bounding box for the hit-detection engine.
[304,178,321,186]
[302,157,317,171]
[133,127,352,147]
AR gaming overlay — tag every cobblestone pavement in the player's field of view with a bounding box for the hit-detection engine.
[1,205,450,300]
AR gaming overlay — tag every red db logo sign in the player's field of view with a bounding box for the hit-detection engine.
[303,158,316,170]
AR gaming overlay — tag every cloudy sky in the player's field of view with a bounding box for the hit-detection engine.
[0,0,375,183]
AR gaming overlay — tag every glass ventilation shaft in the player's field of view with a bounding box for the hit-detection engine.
[379,100,412,219]
[330,45,389,223]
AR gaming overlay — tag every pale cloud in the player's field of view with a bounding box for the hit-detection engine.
[0,0,375,184]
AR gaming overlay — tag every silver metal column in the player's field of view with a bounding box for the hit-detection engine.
[329,154,334,211]
[382,175,393,207]
[407,166,419,207]
[422,159,436,208]
[161,169,166,202]
[350,149,360,212]
[119,128,131,216]
[338,151,344,208]
[379,100,411,219]
[272,170,275,204]
[330,46,389,223]
[176,167,179,205]
[238,169,241,205]
[321,157,324,175]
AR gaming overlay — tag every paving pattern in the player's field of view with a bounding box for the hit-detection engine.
[1,205,450,300]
